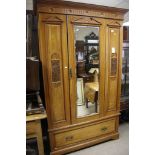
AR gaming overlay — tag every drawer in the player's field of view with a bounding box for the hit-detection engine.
[54,119,116,148]
[26,121,36,135]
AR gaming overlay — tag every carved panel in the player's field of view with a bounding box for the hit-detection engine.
[51,59,61,83]
[51,53,61,86]
[111,58,117,76]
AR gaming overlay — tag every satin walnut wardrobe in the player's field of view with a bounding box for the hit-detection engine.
[37,1,128,154]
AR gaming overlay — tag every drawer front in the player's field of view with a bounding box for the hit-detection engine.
[54,119,116,148]
[26,121,36,135]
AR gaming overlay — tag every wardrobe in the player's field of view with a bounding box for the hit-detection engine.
[37,0,128,154]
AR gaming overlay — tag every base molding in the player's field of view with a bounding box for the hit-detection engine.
[50,132,119,155]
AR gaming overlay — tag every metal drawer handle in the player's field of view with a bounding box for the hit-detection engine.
[101,127,107,131]
[65,135,73,141]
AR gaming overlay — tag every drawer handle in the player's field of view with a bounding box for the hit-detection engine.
[101,127,107,131]
[65,135,73,141]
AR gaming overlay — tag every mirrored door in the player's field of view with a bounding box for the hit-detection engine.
[68,16,105,123]
[74,25,100,117]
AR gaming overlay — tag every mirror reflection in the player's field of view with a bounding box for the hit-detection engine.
[74,25,100,117]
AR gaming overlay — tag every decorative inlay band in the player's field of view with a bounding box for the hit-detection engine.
[38,7,124,20]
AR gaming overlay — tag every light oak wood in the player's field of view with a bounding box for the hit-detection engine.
[26,121,36,135]
[38,13,71,129]
[26,113,47,155]
[48,116,119,152]
[50,132,119,155]
[48,113,119,133]
[37,1,127,154]
[54,118,115,148]
[26,113,47,122]
[105,19,123,116]
[37,0,127,20]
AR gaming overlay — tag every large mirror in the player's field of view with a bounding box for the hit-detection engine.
[74,25,100,118]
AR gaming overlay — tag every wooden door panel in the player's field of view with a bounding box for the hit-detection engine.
[108,27,119,111]
[45,24,65,122]
[105,20,122,114]
[38,14,70,128]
